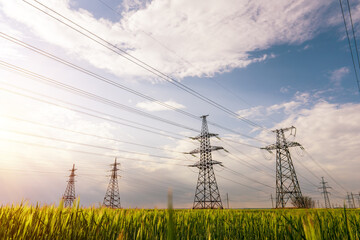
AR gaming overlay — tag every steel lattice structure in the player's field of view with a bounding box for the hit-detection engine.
[188,115,224,209]
[262,126,304,208]
[103,158,121,209]
[320,177,332,208]
[62,164,77,207]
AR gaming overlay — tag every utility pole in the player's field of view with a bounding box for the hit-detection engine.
[319,177,332,208]
[351,192,356,208]
[226,193,230,209]
[347,193,353,208]
[357,193,360,208]
[188,115,224,209]
[103,158,121,209]
[261,126,304,208]
[271,194,274,208]
[62,164,77,207]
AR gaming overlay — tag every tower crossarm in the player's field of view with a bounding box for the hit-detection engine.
[272,126,296,134]
[189,160,223,168]
[261,141,303,152]
[287,141,303,149]
[186,146,224,154]
[190,133,219,140]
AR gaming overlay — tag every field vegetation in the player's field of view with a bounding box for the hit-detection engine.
[0,203,359,239]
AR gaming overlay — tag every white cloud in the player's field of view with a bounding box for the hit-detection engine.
[136,100,185,111]
[237,106,264,119]
[303,44,311,50]
[275,101,360,191]
[280,86,289,93]
[330,67,350,86]
[267,91,310,115]
[0,0,337,80]
[255,99,360,204]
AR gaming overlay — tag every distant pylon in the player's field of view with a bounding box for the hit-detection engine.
[261,126,304,208]
[62,164,77,207]
[351,192,356,208]
[347,193,354,208]
[103,158,121,208]
[187,115,224,209]
[319,177,332,208]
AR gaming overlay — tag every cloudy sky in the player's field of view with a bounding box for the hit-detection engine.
[0,0,359,208]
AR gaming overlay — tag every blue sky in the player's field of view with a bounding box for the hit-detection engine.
[0,0,359,208]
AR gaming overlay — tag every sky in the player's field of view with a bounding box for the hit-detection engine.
[0,0,359,209]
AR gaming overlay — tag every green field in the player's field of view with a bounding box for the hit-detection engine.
[1,204,359,239]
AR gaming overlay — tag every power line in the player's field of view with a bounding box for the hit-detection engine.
[0,138,187,166]
[346,0,360,72]
[216,173,270,194]
[0,60,199,133]
[94,0,192,67]
[0,150,116,169]
[0,86,191,141]
[0,128,193,162]
[220,137,261,149]
[290,153,320,186]
[0,168,66,175]
[303,149,348,194]
[220,139,274,173]
[0,32,196,120]
[0,32,268,143]
[339,0,360,92]
[95,0,277,127]
[0,114,184,154]
[95,0,268,115]
[219,147,274,178]
[222,166,274,189]
[22,0,270,132]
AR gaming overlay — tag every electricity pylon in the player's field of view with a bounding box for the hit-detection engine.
[346,193,354,208]
[62,164,77,207]
[103,158,121,208]
[319,177,332,208]
[261,126,305,208]
[188,115,224,209]
[351,192,356,208]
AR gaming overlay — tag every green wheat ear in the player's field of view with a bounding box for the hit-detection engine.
[167,189,176,240]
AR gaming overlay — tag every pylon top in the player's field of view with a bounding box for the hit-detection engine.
[110,157,120,166]
[272,126,296,135]
[69,164,77,172]
[200,114,209,118]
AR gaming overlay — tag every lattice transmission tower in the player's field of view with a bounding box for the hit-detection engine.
[103,158,121,208]
[346,193,354,208]
[62,164,77,207]
[261,126,305,208]
[187,115,224,209]
[319,177,332,208]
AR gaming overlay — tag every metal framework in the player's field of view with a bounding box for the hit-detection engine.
[261,126,304,208]
[346,193,355,208]
[188,115,224,209]
[319,177,332,208]
[103,158,121,208]
[62,164,77,207]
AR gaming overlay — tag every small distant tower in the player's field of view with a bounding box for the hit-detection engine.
[103,158,121,208]
[62,164,77,207]
[319,177,332,208]
[261,126,304,208]
[188,115,224,209]
[351,192,356,208]
[347,193,354,208]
